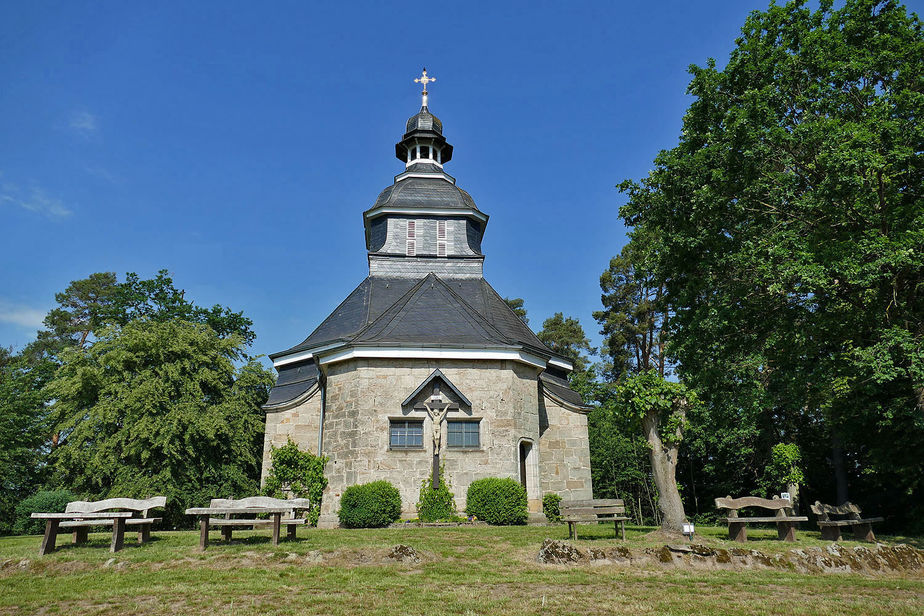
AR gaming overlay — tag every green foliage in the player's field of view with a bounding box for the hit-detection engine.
[338,481,402,528]
[45,319,273,528]
[502,297,529,325]
[465,478,528,526]
[542,493,562,523]
[537,313,595,373]
[586,385,662,525]
[263,439,328,526]
[760,443,806,497]
[618,0,924,528]
[0,350,55,534]
[615,371,695,445]
[28,270,255,360]
[594,239,667,382]
[13,490,78,536]
[416,473,457,522]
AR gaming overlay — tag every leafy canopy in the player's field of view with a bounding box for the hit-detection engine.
[537,313,595,373]
[618,0,924,522]
[46,319,273,527]
[30,270,255,360]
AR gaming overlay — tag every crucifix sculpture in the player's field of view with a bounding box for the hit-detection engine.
[415,381,458,488]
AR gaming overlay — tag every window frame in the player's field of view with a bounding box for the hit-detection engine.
[389,419,424,450]
[446,419,481,449]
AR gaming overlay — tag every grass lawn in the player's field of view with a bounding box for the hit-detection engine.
[1,524,922,615]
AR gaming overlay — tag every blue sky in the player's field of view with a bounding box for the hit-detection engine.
[3,1,920,367]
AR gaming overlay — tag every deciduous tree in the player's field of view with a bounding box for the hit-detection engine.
[46,320,273,526]
[619,0,924,524]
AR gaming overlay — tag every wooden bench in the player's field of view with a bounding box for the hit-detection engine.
[715,496,808,542]
[186,496,312,549]
[811,501,884,542]
[560,499,629,541]
[31,496,166,556]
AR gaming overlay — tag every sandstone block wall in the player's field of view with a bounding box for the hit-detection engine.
[260,387,322,485]
[317,358,542,525]
[537,392,593,501]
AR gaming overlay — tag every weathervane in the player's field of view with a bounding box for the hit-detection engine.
[414,67,435,107]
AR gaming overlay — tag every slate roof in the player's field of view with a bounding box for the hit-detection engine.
[270,274,548,359]
[366,176,479,216]
[405,106,442,135]
[264,360,319,409]
[539,370,591,410]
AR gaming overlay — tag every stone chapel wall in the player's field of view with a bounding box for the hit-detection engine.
[260,388,322,485]
[537,393,593,501]
[318,357,542,525]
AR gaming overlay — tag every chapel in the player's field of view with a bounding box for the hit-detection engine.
[262,70,592,526]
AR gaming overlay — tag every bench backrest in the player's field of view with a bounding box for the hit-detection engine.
[810,501,862,522]
[65,496,167,518]
[714,496,792,517]
[561,499,625,518]
[208,496,312,510]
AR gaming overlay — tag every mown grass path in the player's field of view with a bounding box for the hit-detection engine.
[1,525,922,615]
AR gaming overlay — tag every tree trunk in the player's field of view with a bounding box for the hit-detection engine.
[641,410,686,532]
[831,432,849,505]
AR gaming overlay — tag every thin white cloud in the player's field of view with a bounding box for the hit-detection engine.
[0,182,73,220]
[0,300,46,329]
[69,111,99,136]
[84,164,121,184]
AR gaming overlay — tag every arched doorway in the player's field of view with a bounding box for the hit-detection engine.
[518,438,540,513]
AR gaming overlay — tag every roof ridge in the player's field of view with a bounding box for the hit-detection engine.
[479,278,550,351]
[431,276,515,345]
[270,278,371,358]
[350,274,434,341]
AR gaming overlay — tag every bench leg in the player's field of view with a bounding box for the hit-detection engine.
[110,518,126,553]
[729,521,747,543]
[272,513,282,546]
[620,520,626,541]
[853,523,875,542]
[287,524,297,540]
[777,522,796,542]
[222,526,233,541]
[73,527,89,545]
[40,519,60,556]
[820,525,841,542]
[138,525,151,544]
[199,517,209,551]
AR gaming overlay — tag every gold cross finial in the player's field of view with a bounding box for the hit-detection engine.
[414,67,435,93]
[414,67,435,107]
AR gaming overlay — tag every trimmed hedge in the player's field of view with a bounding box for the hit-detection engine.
[543,493,563,523]
[465,478,528,525]
[14,490,79,535]
[338,481,402,528]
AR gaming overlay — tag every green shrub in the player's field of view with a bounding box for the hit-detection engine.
[543,493,562,523]
[263,438,328,526]
[13,490,79,535]
[417,474,457,522]
[465,478,527,525]
[338,481,402,528]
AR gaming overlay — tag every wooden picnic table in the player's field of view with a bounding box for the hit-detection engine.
[185,506,294,550]
[31,511,135,555]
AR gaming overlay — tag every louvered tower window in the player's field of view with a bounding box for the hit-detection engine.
[406,220,416,256]
[437,220,447,257]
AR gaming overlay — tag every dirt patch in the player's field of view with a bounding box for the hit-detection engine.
[536,539,924,576]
